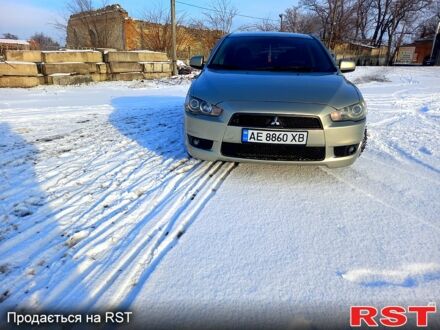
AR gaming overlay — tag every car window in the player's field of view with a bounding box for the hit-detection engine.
[208,36,337,73]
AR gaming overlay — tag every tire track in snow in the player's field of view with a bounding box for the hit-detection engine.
[320,167,440,233]
[34,161,237,310]
[0,95,237,311]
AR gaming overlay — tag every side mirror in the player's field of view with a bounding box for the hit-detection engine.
[339,60,356,73]
[190,55,204,69]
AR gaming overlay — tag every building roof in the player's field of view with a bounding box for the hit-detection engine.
[0,39,30,45]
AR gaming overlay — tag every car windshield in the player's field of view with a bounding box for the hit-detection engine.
[208,36,337,73]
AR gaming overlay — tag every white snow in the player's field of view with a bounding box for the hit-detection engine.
[341,263,440,286]
[0,39,29,46]
[0,67,439,327]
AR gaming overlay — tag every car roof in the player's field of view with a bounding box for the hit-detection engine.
[227,32,314,39]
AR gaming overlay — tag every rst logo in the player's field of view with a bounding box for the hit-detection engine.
[350,304,437,327]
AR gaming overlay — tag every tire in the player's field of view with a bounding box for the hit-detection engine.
[360,127,368,155]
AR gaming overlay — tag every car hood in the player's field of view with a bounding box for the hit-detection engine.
[191,69,360,109]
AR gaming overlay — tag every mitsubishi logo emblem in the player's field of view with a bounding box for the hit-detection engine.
[270,116,281,126]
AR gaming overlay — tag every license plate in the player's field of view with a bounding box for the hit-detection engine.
[242,129,308,145]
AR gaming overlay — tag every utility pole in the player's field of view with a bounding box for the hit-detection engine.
[279,14,284,32]
[430,21,440,65]
[171,0,178,75]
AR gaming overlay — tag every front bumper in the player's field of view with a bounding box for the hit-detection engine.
[184,101,366,168]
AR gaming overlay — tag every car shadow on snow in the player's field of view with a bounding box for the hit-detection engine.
[110,95,188,161]
[0,123,88,314]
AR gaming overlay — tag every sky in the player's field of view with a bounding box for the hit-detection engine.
[0,0,297,44]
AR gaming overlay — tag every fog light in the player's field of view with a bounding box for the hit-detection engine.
[334,144,359,157]
[188,135,213,150]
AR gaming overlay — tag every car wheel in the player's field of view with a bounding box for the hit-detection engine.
[360,127,368,155]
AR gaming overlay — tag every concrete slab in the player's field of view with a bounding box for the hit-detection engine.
[142,61,172,73]
[0,62,38,76]
[90,73,109,82]
[42,51,103,63]
[46,74,93,85]
[5,50,42,62]
[108,62,142,73]
[42,62,90,75]
[97,63,107,74]
[105,51,168,63]
[0,76,39,88]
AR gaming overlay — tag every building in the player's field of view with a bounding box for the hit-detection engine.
[0,39,30,57]
[395,38,437,65]
[66,4,221,59]
[333,42,388,66]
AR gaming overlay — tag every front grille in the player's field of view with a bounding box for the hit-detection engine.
[221,142,325,161]
[228,113,322,129]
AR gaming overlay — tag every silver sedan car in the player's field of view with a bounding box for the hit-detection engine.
[184,32,367,168]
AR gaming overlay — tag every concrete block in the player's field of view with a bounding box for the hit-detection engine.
[153,62,163,72]
[111,72,144,81]
[87,63,98,73]
[42,51,103,63]
[108,62,142,73]
[90,73,109,82]
[161,62,171,72]
[42,62,90,75]
[143,72,172,80]
[138,51,168,62]
[0,76,40,88]
[105,51,168,63]
[37,74,45,85]
[142,62,155,73]
[0,61,39,76]
[97,63,107,74]
[47,74,93,86]
[142,61,172,73]
[5,50,42,62]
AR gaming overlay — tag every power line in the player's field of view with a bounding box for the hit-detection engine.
[175,0,279,22]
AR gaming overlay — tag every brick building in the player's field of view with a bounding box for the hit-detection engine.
[66,4,221,58]
[395,38,437,65]
[0,39,30,58]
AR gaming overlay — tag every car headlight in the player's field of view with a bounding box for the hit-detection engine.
[185,95,223,116]
[330,102,367,122]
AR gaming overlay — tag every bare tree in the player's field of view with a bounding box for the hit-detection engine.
[188,19,223,56]
[283,6,323,35]
[387,0,432,63]
[240,7,321,34]
[416,0,440,38]
[30,33,61,50]
[141,3,192,57]
[202,0,238,34]
[301,0,357,48]
[2,33,19,40]
[238,18,278,32]
[352,0,374,41]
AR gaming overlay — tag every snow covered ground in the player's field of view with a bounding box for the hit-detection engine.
[0,67,439,328]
